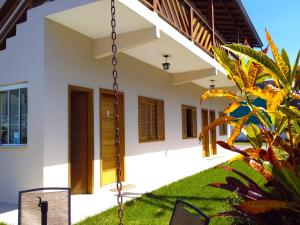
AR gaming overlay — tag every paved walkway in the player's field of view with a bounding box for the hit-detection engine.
[0,152,236,225]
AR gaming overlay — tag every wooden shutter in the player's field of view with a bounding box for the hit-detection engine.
[139,96,165,142]
[150,102,157,139]
[139,97,148,142]
[182,105,187,138]
[156,100,165,140]
[192,107,197,137]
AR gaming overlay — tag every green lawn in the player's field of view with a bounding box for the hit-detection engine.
[77,161,265,225]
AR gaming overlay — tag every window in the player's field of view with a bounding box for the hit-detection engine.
[138,96,165,142]
[182,105,197,139]
[219,111,227,136]
[0,84,27,145]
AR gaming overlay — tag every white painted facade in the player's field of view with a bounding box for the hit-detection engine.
[0,0,233,206]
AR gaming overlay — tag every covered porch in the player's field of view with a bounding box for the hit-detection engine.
[47,0,234,89]
[0,151,236,225]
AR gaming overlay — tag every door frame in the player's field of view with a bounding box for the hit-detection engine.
[209,110,217,155]
[201,108,210,157]
[99,88,125,187]
[68,85,94,194]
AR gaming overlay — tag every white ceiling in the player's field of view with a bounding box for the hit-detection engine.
[47,0,153,39]
[193,75,235,89]
[124,31,212,74]
[47,0,234,88]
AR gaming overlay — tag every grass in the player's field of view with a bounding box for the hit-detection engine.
[77,161,266,225]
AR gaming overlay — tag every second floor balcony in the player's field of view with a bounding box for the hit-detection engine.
[139,0,262,58]
[44,0,262,89]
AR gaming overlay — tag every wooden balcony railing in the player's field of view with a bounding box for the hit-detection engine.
[139,0,226,58]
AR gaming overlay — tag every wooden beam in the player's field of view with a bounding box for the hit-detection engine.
[211,0,215,51]
[171,68,217,86]
[93,27,160,59]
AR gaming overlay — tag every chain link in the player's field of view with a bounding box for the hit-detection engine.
[111,0,124,224]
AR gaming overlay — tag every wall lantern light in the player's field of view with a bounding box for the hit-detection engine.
[210,80,215,90]
[162,55,170,70]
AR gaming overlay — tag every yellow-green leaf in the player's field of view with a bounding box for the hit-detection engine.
[252,106,272,129]
[228,148,262,163]
[199,116,236,142]
[292,50,300,77]
[247,63,263,88]
[256,73,272,84]
[279,106,300,120]
[266,30,290,77]
[274,163,300,200]
[245,123,263,149]
[213,47,244,90]
[228,113,253,146]
[200,89,239,103]
[223,101,240,114]
[223,44,289,90]
[246,85,284,112]
[281,48,291,81]
[270,112,288,135]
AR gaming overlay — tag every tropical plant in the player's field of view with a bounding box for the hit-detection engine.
[200,30,300,225]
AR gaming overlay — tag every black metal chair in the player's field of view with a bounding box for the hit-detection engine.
[169,200,210,225]
[18,187,71,225]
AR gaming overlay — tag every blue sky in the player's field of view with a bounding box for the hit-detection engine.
[242,0,299,62]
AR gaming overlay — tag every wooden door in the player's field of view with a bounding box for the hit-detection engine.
[69,86,94,195]
[201,109,210,157]
[100,89,125,186]
[209,110,217,155]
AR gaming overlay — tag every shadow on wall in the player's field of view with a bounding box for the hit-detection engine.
[0,202,17,214]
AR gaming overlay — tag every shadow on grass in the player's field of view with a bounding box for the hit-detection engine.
[123,191,228,218]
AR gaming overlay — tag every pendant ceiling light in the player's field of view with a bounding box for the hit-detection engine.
[210,80,215,90]
[162,55,170,70]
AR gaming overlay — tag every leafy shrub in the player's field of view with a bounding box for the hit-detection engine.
[200,31,300,225]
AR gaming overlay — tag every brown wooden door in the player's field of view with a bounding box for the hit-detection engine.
[100,90,125,186]
[201,109,210,157]
[209,110,217,155]
[69,86,94,195]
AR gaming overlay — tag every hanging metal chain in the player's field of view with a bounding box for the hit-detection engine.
[111,0,124,224]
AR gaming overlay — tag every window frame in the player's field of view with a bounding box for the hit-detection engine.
[138,96,165,143]
[0,83,28,147]
[182,104,197,139]
[219,111,228,136]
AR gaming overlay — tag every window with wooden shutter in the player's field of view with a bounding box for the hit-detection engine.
[219,111,228,136]
[182,105,197,139]
[138,96,165,142]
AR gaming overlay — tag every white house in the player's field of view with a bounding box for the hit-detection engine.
[0,0,262,206]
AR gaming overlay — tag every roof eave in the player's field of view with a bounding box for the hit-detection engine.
[234,0,263,47]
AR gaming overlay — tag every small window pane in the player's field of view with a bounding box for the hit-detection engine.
[0,91,8,144]
[182,105,197,139]
[20,88,27,144]
[9,89,20,144]
[186,109,192,137]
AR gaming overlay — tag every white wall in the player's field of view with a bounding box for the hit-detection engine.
[44,20,230,193]
[0,6,45,204]
[0,0,99,204]
[0,0,231,204]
